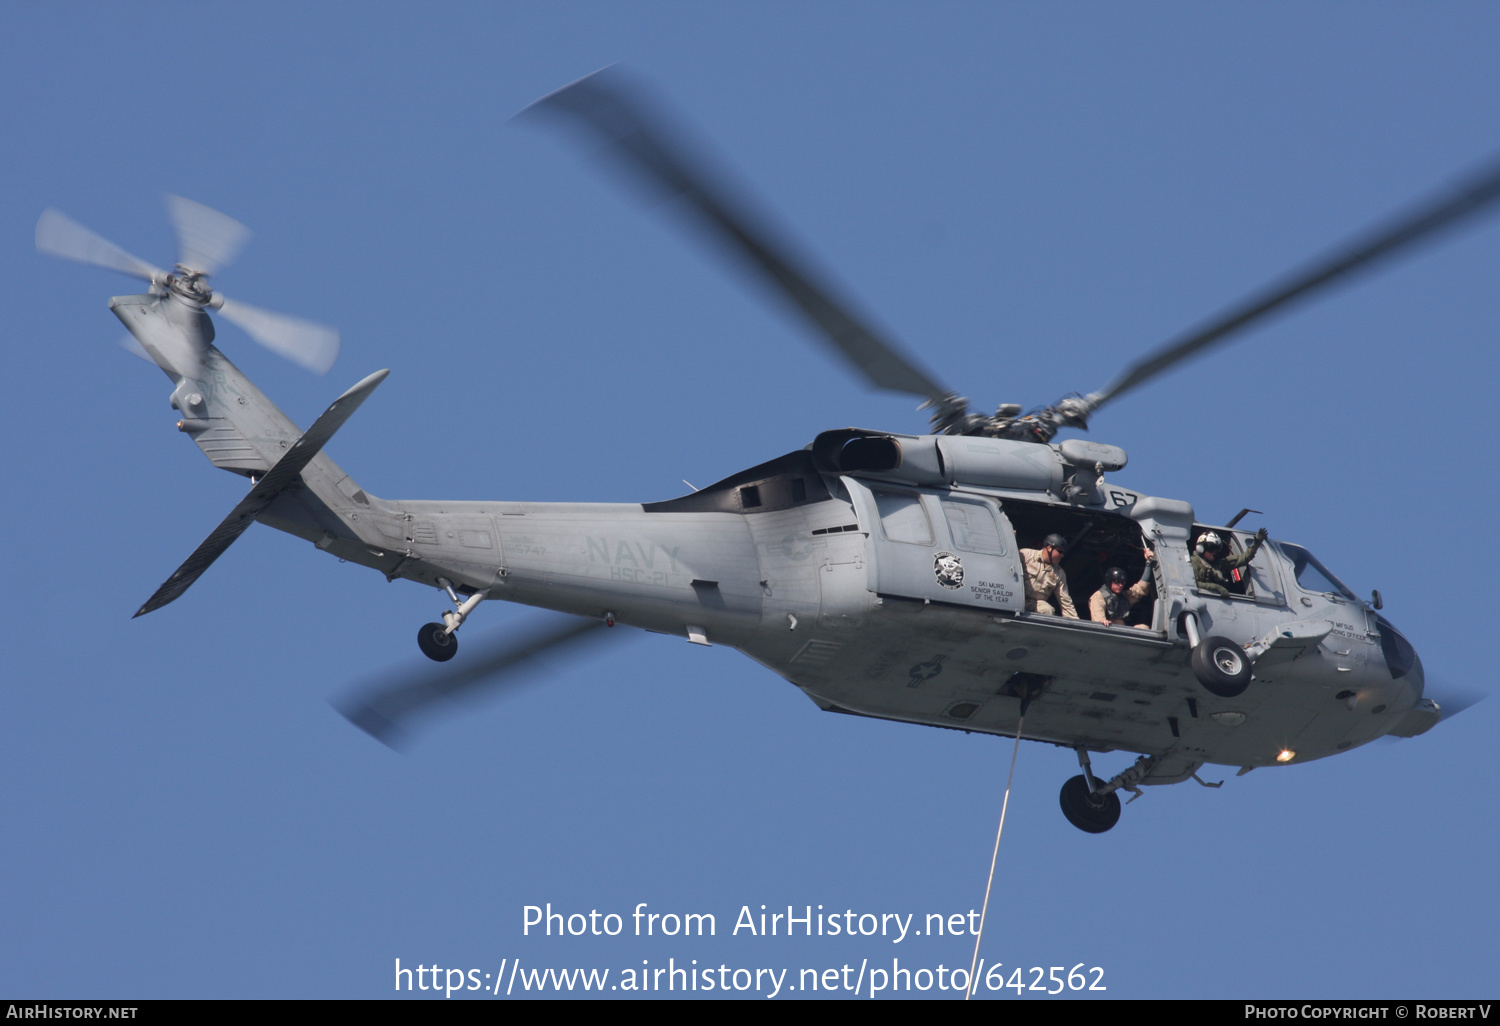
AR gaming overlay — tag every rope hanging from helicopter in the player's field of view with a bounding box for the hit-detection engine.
[964,715,1026,1001]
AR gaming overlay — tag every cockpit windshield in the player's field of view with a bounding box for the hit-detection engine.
[1277,542,1359,601]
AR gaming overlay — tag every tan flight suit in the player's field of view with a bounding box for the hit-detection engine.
[1090,578,1152,626]
[1020,548,1078,618]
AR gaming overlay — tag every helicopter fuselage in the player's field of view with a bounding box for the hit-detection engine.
[331,458,1424,782]
[116,291,1431,788]
[274,416,1427,781]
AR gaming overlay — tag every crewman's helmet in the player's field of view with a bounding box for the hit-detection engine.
[1104,567,1128,587]
[1043,533,1068,552]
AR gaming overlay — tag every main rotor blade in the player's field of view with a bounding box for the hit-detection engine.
[215,295,340,374]
[334,616,616,748]
[521,69,957,406]
[1087,154,1500,414]
[1429,682,1487,722]
[165,194,251,276]
[1377,681,1487,745]
[36,208,164,283]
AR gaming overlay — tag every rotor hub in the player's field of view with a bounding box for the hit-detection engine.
[934,392,1100,443]
[165,266,214,306]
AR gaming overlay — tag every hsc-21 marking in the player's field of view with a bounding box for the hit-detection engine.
[583,537,684,584]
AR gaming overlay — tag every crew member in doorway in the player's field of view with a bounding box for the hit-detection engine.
[1091,548,1156,627]
[1194,527,1267,598]
[1021,533,1078,618]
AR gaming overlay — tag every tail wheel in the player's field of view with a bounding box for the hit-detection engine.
[1058,774,1121,833]
[417,622,458,662]
[1191,635,1252,698]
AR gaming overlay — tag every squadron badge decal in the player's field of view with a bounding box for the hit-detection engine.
[934,551,964,590]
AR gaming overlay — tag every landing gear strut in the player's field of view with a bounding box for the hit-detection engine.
[417,579,488,662]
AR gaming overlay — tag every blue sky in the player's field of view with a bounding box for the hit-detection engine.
[3,2,1498,999]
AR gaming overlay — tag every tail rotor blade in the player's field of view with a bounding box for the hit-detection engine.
[36,208,164,283]
[334,616,618,748]
[119,334,153,363]
[216,295,340,374]
[165,195,252,276]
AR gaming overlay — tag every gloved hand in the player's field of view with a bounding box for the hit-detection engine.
[1254,527,1268,543]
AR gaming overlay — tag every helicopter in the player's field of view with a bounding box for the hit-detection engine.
[37,70,1498,834]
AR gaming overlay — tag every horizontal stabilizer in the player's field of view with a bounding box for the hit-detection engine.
[134,369,389,617]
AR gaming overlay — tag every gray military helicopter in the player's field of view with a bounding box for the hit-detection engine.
[39,71,1497,833]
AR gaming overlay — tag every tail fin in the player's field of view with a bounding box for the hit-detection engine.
[134,369,388,616]
[113,291,393,612]
[112,290,378,501]
[113,292,322,476]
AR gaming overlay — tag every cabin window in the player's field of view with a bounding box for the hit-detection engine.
[1237,532,1285,604]
[941,499,1006,556]
[1188,529,1254,599]
[873,490,933,545]
[1185,528,1289,605]
[739,485,762,509]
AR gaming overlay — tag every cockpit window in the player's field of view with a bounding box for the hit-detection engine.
[1277,542,1358,600]
[1375,615,1416,680]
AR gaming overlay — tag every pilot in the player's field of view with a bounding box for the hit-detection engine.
[1020,534,1078,618]
[1194,527,1268,598]
[1090,549,1156,627]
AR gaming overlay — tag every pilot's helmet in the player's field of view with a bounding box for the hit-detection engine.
[1197,531,1224,555]
[1104,567,1128,587]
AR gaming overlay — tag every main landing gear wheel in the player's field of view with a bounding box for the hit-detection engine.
[1191,635,1252,698]
[1059,774,1121,834]
[417,621,458,662]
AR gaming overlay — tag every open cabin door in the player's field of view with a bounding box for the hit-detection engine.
[843,477,1024,613]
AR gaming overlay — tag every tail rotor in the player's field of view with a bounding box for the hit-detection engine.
[37,196,339,374]
[212,294,340,374]
[36,207,165,284]
[164,193,252,277]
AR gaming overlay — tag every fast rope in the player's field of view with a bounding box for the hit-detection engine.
[964,715,1025,1001]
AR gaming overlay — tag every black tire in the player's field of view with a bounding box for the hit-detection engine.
[1191,635,1251,698]
[1058,774,1121,834]
[417,622,458,662]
